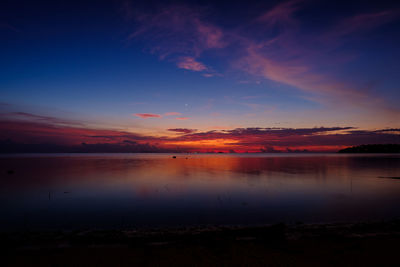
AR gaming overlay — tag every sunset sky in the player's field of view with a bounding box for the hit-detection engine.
[1,0,399,152]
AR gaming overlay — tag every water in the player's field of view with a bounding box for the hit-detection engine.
[1,153,399,231]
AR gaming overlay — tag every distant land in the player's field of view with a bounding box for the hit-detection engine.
[0,140,178,154]
[338,144,400,153]
[1,140,400,154]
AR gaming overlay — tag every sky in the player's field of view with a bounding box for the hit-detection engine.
[0,0,399,152]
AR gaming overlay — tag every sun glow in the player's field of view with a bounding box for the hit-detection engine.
[165,138,239,148]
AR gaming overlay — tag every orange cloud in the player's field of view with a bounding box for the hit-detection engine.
[168,128,197,134]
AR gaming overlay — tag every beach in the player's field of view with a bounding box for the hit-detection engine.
[3,221,400,266]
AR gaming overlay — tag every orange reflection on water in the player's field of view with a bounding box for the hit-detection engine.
[1,153,400,230]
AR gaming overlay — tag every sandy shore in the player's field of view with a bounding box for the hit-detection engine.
[2,221,400,266]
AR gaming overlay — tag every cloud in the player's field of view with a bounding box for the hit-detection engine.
[256,0,302,26]
[128,5,226,57]
[323,10,400,42]
[134,113,161,118]
[2,112,85,126]
[175,127,354,141]
[195,22,226,49]
[166,126,399,152]
[374,128,400,133]
[127,2,400,118]
[134,112,185,118]
[177,57,208,71]
[0,115,168,148]
[176,117,190,120]
[168,128,197,134]
[237,45,367,101]
[128,4,227,79]
[233,5,400,116]
[0,114,399,152]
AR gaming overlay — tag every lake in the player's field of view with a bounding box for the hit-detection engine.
[1,153,399,231]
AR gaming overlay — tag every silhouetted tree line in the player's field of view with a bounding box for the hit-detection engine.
[0,139,181,153]
[338,144,400,153]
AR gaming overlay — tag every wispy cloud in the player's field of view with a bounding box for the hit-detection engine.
[134,112,185,119]
[256,0,303,26]
[177,57,208,71]
[323,10,400,43]
[202,73,216,78]
[168,128,197,134]
[176,117,190,120]
[128,4,226,73]
[134,113,161,118]
[127,1,400,116]
[1,112,84,127]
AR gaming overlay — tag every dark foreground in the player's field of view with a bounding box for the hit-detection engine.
[3,221,400,267]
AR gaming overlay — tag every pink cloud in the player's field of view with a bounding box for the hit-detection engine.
[134,112,186,119]
[129,5,227,65]
[256,0,302,26]
[325,10,399,42]
[196,23,226,49]
[233,5,400,114]
[236,46,383,113]
[177,57,208,71]
[127,2,400,118]
[176,117,189,120]
[238,46,342,95]
[134,113,161,118]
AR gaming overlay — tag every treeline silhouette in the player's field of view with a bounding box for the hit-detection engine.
[0,140,180,153]
[338,144,400,153]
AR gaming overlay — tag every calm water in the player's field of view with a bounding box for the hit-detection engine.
[1,153,399,231]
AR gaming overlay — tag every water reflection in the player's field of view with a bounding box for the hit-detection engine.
[1,154,399,230]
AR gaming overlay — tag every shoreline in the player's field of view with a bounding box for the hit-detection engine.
[3,220,400,266]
